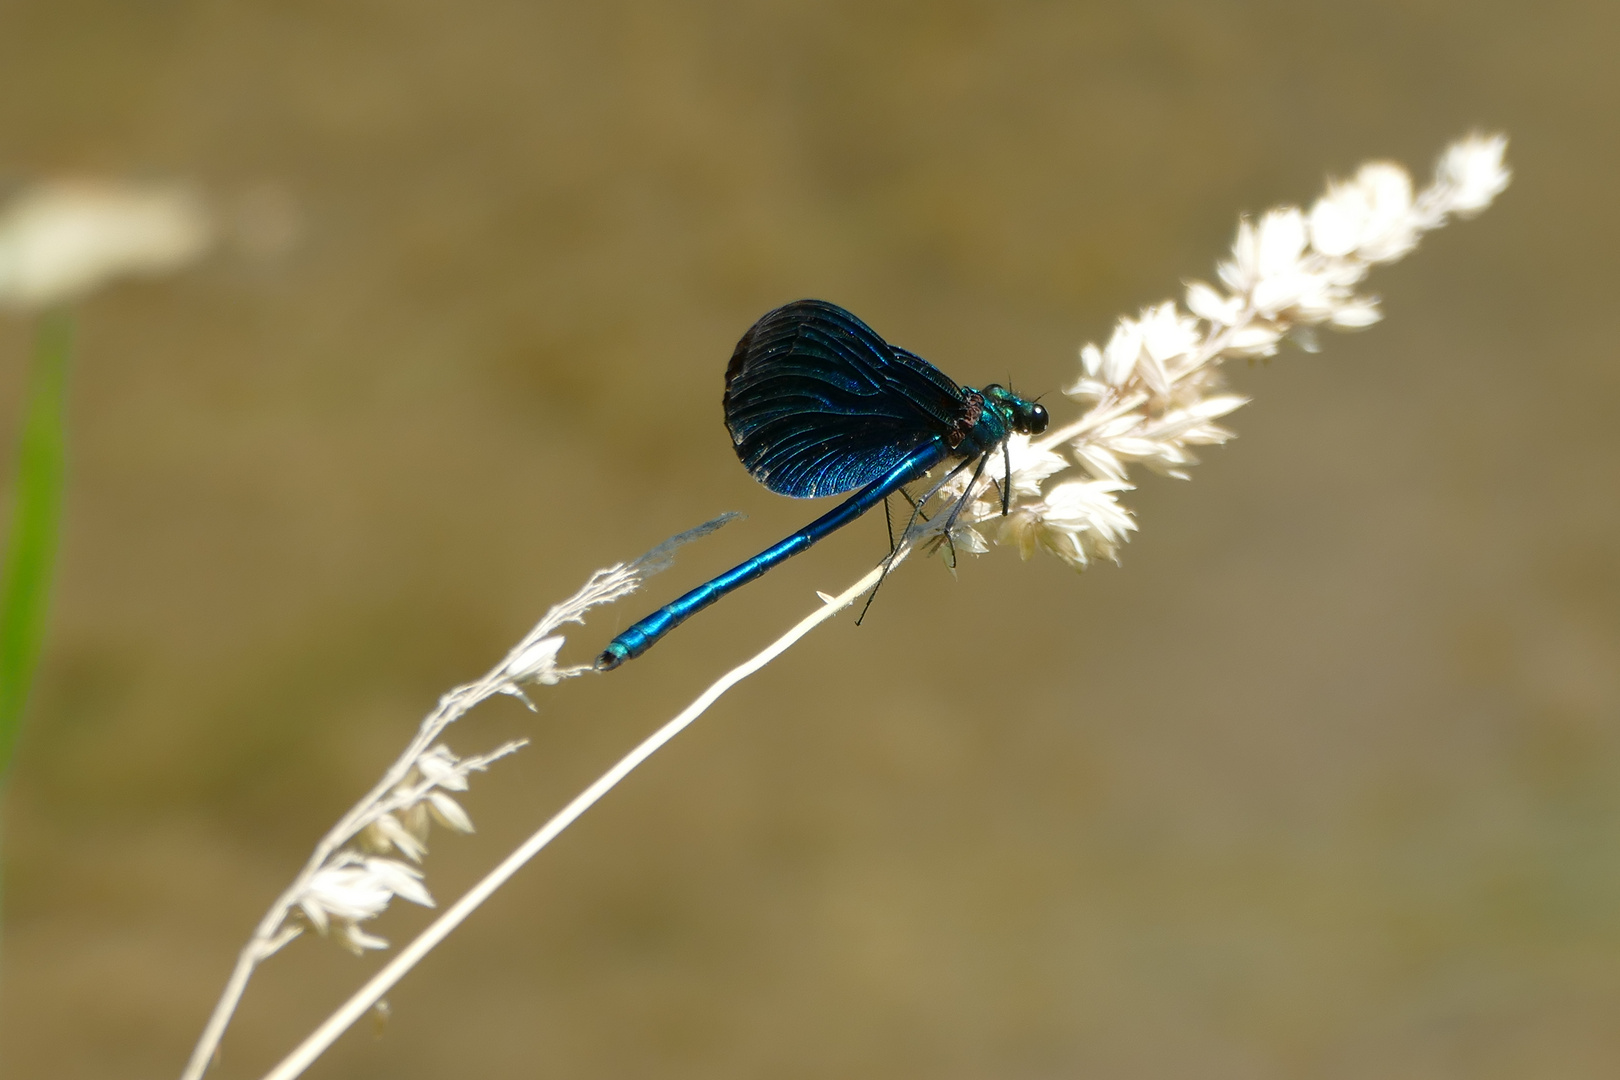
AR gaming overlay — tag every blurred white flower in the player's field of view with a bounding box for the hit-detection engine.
[0,180,213,309]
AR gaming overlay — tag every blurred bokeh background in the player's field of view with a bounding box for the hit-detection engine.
[0,1,1615,1077]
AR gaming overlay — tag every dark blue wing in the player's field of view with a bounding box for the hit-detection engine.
[723,300,966,498]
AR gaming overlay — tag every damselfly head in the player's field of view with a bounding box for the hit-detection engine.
[982,384,1049,436]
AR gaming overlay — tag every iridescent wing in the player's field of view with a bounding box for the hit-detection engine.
[723,300,965,498]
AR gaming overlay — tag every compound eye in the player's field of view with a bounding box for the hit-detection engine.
[1026,403,1049,434]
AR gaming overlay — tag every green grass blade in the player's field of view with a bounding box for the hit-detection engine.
[0,312,74,783]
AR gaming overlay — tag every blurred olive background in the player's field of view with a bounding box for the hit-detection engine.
[0,1,1614,1078]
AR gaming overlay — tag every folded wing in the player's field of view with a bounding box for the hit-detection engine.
[723,299,965,498]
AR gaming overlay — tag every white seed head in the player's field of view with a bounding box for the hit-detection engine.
[974,134,1506,577]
